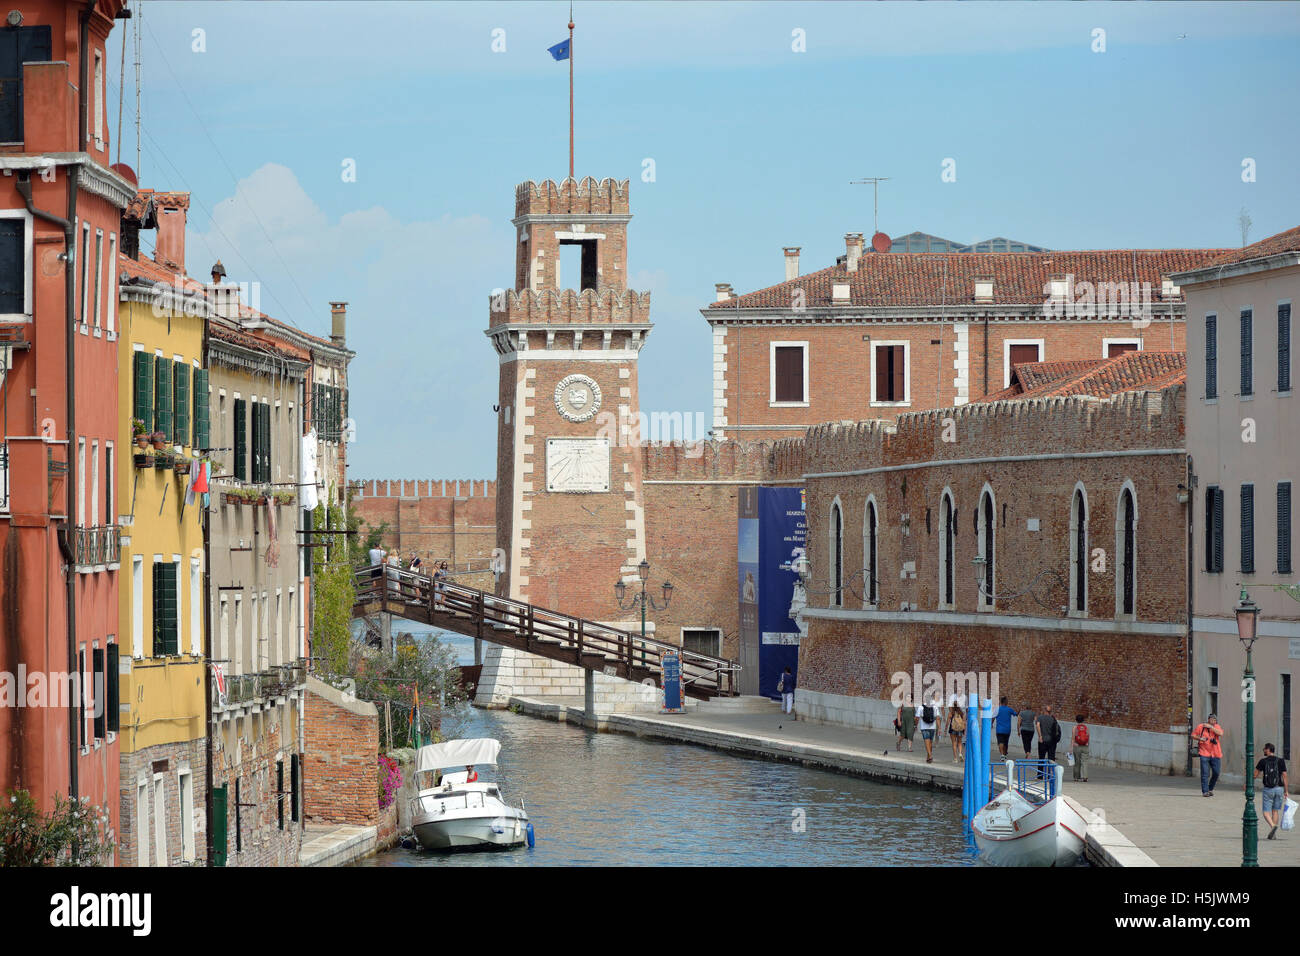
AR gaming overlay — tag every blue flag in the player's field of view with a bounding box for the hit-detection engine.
[548,38,570,61]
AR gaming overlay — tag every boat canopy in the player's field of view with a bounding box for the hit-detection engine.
[415,738,501,772]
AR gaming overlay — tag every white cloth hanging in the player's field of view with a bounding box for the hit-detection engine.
[300,428,320,512]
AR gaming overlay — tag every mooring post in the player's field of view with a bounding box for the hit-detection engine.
[584,667,595,721]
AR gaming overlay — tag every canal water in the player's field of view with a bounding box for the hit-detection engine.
[359,625,979,867]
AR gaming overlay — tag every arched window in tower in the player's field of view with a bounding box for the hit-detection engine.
[830,498,844,608]
[864,496,879,608]
[1070,485,1089,616]
[939,490,955,608]
[978,486,995,609]
[1117,485,1137,618]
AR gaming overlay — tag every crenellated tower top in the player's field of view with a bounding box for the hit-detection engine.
[510,178,635,295]
[514,177,630,217]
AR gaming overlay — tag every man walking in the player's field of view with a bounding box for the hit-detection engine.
[1036,705,1061,765]
[1255,743,1288,839]
[1193,713,1223,796]
[1070,714,1090,782]
[995,697,1017,757]
[1018,704,1036,758]
[918,692,942,764]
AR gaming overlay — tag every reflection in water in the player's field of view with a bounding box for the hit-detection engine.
[358,626,979,867]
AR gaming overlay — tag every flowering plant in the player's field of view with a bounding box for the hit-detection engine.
[377,755,403,810]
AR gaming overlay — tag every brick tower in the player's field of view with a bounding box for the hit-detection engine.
[476,177,655,705]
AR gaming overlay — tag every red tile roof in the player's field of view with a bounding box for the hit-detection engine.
[707,249,1229,311]
[1205,225,1300,267]
[982,350,1186,402]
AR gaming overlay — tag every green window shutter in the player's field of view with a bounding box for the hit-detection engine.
[174,361,190,448]
[262,403,273,483]
[132,351,154,430]
[250,400,261,483]
[212,786,227,867]
[158,562,178,655]
[106,643,119,733]
[154,357,173,443]
[193,368,210,450]
[233,398,247,482]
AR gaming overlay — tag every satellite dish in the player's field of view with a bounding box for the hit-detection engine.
[871,232,892,253]
[111,163,138,186]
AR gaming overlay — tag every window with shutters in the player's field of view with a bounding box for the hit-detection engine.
[1104,339,1140,359]
[830,498,843,607]
[1003,340,1043,388]
[152,560,178,656]
[106,642,119,734]
[233,398,247,481]
[0,25,52,143]
[261,402,273,482]
[939,490,955,609]
[0,213,27,317]
[92,230,103,330]
[1280,303,1292,394]
[77,647,86,751]
[104,442,113,525]
[153,356,172,443]
[92,646,105,740]
[132,350,153,432]
[192,368,209,451]
[1280,482,1293,576]
[1240,483,1255,574]
[79,223,90,326]
[769,342,807,405]
[1240,308,1253,397]
[1206,485,1225,573]
[1070,485,1088,615]
[1205,314,1218,399]
[872,342,909,404]
[173,361,190,448]
[250,399,263,482]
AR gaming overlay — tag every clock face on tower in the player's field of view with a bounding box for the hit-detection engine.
[554,374,602,423]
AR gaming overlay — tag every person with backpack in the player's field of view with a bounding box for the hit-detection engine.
[918,692,942,763]
[777,666,795,715]
[1070,713,1090,782]
[1254,743,1289,839]
[947,702,966,762]
[1193,714,1224,796]
[1036,705,1061,767]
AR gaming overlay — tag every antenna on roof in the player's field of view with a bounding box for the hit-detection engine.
[850,177,890,236]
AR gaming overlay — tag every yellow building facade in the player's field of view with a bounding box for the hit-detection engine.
[115,207,210,866]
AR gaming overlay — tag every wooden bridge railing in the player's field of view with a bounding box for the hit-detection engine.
[353,566,739,698]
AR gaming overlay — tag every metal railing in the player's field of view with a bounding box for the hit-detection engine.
[353,565,741,699]
[989,758,1060,805]
[74,525,121,567]
[214,658,309,709]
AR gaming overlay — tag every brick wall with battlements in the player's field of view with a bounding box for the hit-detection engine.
[352,479,498,575]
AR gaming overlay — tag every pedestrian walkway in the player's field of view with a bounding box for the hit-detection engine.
[507,695,1294,867]
[298,823,378,867]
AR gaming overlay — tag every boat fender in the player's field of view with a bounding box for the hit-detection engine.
[526,822,535,848]
[1013,820,1020,832]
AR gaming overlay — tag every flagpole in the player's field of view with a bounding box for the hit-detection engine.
[568,5,574,179]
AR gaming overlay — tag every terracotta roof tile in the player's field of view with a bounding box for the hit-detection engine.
[985,350,1186,402]
[707,249,1230,311]
[1205,225,1300,267]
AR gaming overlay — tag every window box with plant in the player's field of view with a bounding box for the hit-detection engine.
[133,449,152,468]
[273,490,295,507]
[150,430,168,452]
[132,418,149,449]
[153,452,173,470]
[173,457,191,476]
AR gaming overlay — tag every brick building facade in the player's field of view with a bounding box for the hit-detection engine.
[303,676,379,828]
[351,478,497,584]
[797,384,1190,772]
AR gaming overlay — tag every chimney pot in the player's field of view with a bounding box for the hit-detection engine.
[330,301,348,344]
[715,282,733,303]
[783,246,801,282]
[845,233,864,273]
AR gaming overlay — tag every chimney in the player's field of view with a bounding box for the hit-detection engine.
[783,247,801,281]
[153,192,190,274]
[715,282,733,303]
[832,272,852,304]
[973,276,994,303]
[330,301,348,344]
[210,260,227,284]
[845,233,863,272]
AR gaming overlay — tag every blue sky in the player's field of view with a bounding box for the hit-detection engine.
[125,1,1300,478]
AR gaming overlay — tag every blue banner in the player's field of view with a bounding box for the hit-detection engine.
[757,487,806,698]
[662,652,683,712]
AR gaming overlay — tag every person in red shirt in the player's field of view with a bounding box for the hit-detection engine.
[1193,714,1224,796]
[465,765,479,783]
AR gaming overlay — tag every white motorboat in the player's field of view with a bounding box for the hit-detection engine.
[409,738,531,851]
[972,761,1088,867]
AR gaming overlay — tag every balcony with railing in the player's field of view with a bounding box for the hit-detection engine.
[213,658,309,711]
[74,525,122,571]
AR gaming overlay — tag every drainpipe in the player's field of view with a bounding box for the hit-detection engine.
[982,313,990,398]
[1185,455,1195,777]
[201,304,214,864]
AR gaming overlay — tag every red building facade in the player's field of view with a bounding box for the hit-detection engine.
[0,0,131,857]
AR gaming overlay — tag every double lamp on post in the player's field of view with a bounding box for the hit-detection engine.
[1235,588,1260,868]
[614,560,673,662]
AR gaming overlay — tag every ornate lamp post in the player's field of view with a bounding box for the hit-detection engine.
[1236,589,1260,868]
[614,559,673,664]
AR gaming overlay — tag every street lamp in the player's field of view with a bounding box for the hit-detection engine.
[614,560,673,664]
[1236,588,1260,868]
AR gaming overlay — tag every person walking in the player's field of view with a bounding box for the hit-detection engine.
[1036,705,1061,766]
[1255,743,1289,839]
[1070,714,1090,782]
[918,692,942,763]
[777,666,795,715]
[1193,713,1224,797]
[897,696,917,752]
[995,697,1017,757]
[1018,704,1037,758]
[433,560,449,610]
[947,702,966,762]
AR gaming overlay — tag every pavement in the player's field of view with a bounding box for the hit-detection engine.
[298,824,377,867]
[508,695,1297,867]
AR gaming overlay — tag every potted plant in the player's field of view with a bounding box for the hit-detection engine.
[132,419,149,449]
[150,430,168,451]
[153,451,173,470]
[273,490,295,506]
[173,457,191,475]
[132,448,151,468]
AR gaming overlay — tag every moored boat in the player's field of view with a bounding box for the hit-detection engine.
[409,738,531,851]
[972,760,1087,867]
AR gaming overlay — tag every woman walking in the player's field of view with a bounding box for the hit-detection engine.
[897,696,916,752]
[948,703,966,762]
[433,560,449,610]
